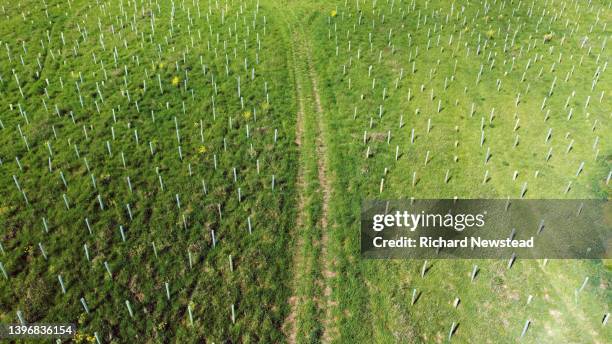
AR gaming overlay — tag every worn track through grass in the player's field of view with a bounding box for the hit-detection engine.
[283,23,337,342]
[283,29,308,344]
[306,48,337,344]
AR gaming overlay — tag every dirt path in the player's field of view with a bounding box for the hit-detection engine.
[307,54,337,344]
[283,26,337,343]
[282,31,308,344]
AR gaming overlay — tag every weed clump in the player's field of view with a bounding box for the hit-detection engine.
[544,33,553,42]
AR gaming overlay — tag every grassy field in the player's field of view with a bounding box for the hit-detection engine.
[300,0,611,343]
[0,0,610,343]
[0,0,298,342]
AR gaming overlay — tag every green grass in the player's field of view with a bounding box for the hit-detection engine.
[303,0,611,343]
[0,0,298,342]
[0,0,610,343]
